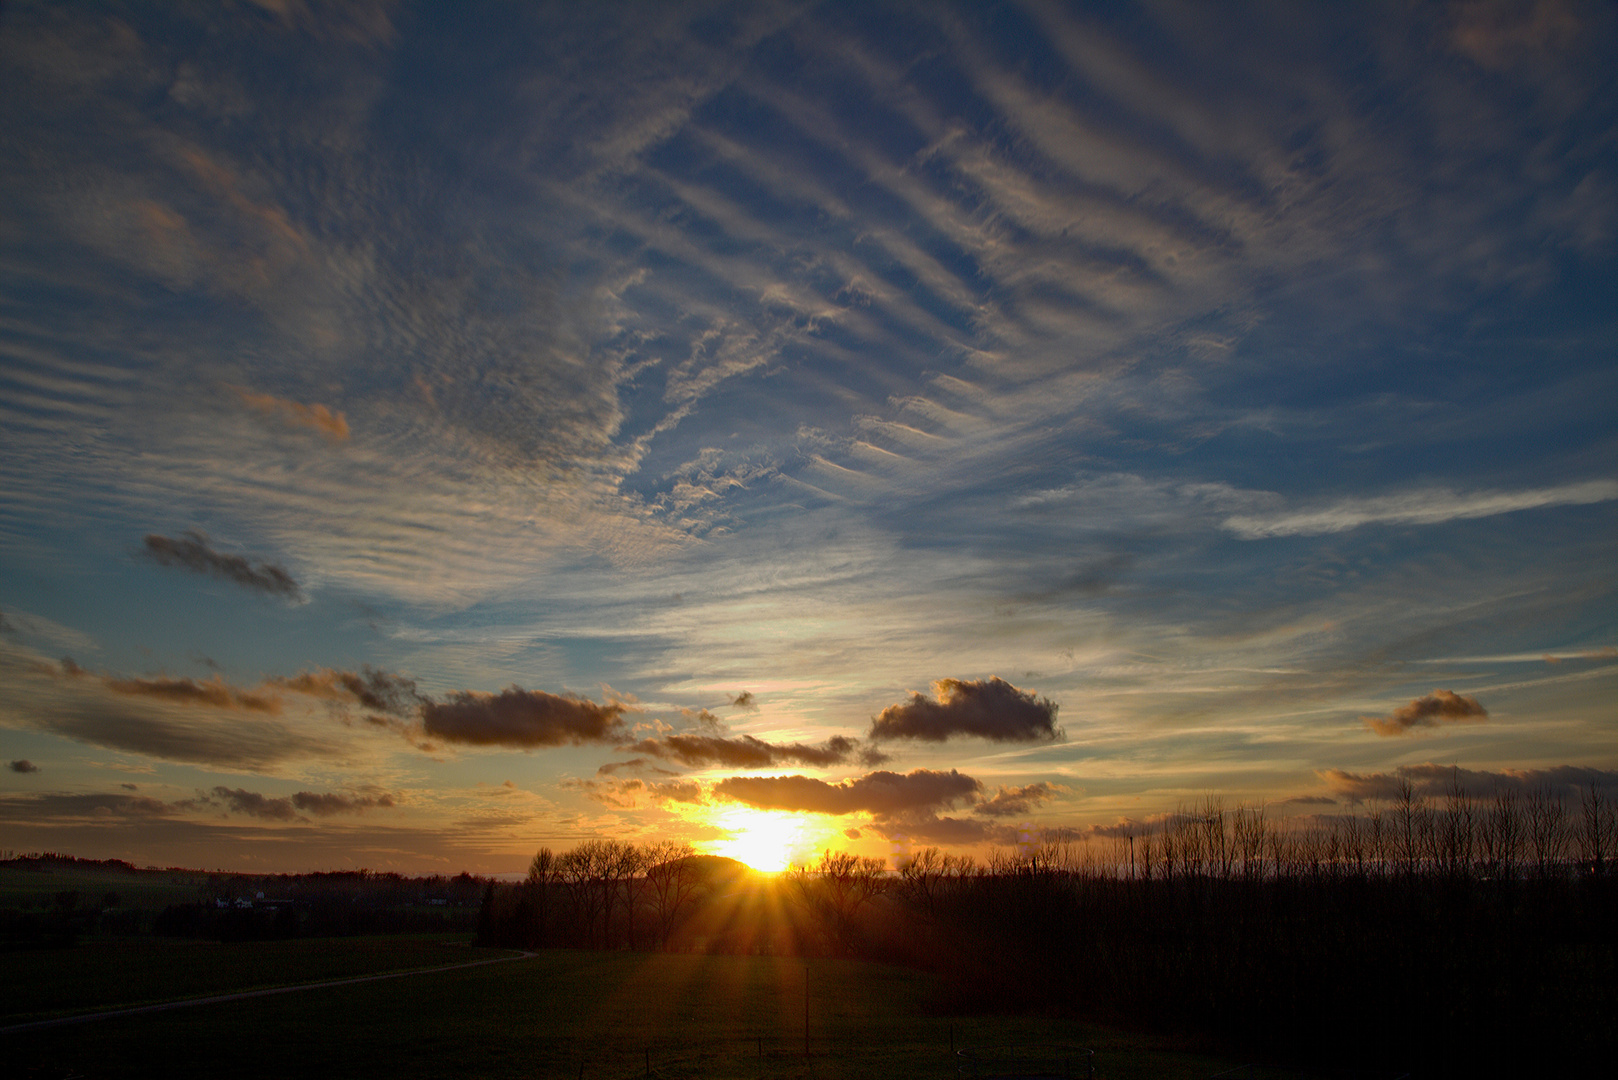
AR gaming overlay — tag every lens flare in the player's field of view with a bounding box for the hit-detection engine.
[707,807,807,872]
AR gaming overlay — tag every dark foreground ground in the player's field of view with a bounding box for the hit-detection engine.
[5,939,1336,1080]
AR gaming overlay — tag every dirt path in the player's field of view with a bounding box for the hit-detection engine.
[0,948,535,1035]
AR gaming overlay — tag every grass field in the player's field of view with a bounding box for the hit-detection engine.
[0,934,495,1023]
[2,944,1285,1079]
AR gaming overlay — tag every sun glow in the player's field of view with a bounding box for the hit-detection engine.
[708,807,809,872]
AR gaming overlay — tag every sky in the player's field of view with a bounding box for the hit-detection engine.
[1,0,1614,875]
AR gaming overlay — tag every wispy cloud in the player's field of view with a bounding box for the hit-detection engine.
[141,531,302,600]
[569,776,704,809]
[230,386,350,443]
[1223,481,1618,539]
[616,732,885,770]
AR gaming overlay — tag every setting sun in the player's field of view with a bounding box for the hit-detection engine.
[707,807,809,872]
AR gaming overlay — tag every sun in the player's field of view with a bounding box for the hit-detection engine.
[708,807,807,872]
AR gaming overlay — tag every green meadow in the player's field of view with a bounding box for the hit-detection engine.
[4,943,1275,1079]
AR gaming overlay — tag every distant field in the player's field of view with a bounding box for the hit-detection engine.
[3,946,1277,1079]
[0,862,206,912]
[0,934,488,1023]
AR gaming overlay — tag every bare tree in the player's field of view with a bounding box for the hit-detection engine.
[1578,785,1614,875]
[1480,786,1522,880]
[642,840,699,950]
[791,850,886,956]
[1526,786,1569,878]
[525,847,560,945]
[1234,805,1266,881]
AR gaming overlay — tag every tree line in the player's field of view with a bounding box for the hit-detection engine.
[477,782,1616,1076]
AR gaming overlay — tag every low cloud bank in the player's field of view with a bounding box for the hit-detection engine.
[1322,763,1618,803]
[869,677,1061,743]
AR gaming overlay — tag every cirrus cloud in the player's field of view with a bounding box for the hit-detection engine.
[616,732,886,769]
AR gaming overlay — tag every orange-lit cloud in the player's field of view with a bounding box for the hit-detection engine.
[570,777,703,808]
[1363,689,1487,736]
[870,677,1061,743]
[713,768,981,816]
[974,782,1063,818]
[231,385,350,442]
[272,666,422,717]
[103,674,282,714]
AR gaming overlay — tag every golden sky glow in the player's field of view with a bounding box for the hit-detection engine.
[0,1,1613,875]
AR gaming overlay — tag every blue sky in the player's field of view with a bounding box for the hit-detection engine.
[1,0,1613,873]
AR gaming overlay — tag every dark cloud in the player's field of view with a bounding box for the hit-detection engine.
[1364,689,1487,736]
[0,792,178,821]
[1279,795,1338,806]
[874,813,1018,846]
[975,782,1062,818]
[209,786,298,821]
[421,686,627,748]
[103,674,282,713]
[120,783,138,791]
[141,530,302,600]
[0,608,12,634]
[205,786,393,820]
[617,732,885,769]
[730,691,757,710]
[1088,818,1150,839]
[274,666,422,717]
[712,768,981,817]
[8,759,40,773]
[869,677,1061,743]
[596,758,680,777]
[290,790,395,816]
[1322,764,1618,804]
